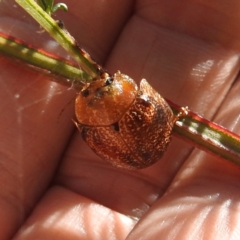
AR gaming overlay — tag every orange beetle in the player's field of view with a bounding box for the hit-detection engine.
[75,71,175,169]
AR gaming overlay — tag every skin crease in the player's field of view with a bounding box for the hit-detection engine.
[0,0,240,239]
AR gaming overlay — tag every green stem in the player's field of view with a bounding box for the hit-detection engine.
[15,0,103,78]
[0,32,87,89]
[169,101,240,165]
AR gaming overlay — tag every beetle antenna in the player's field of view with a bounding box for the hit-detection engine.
[57,97,75,123]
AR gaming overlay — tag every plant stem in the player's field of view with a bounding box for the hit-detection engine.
[0,32,87,89]
[15,0,104,78]
[169,100,240,165]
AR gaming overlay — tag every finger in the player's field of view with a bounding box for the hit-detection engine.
[0,43,75,239]
[13,186,136,240]
[136,0,240,50]
[0,2,75,239]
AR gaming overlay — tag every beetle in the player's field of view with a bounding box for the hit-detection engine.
[74,71,176,169]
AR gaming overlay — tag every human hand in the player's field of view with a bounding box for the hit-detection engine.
[1,0,240,239]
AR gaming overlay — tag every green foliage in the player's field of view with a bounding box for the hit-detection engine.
[37,0,68,15]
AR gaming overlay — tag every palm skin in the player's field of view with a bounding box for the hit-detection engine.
[1,0,240,239]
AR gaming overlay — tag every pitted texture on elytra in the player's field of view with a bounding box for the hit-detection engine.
[81,126,144,169]
[118,95,173,168]
[76,73,175,169]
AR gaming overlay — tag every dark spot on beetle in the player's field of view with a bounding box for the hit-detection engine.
[140,152,151,161]
[156,105,168,122]
[104,77,113,86]
[111,122,119,132]
[139,97,151,108]
[95,88,105,98]
[81,89,90,97]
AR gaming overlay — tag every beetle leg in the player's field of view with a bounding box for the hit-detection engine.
[174,106,189,122]
[72,119,83,132]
